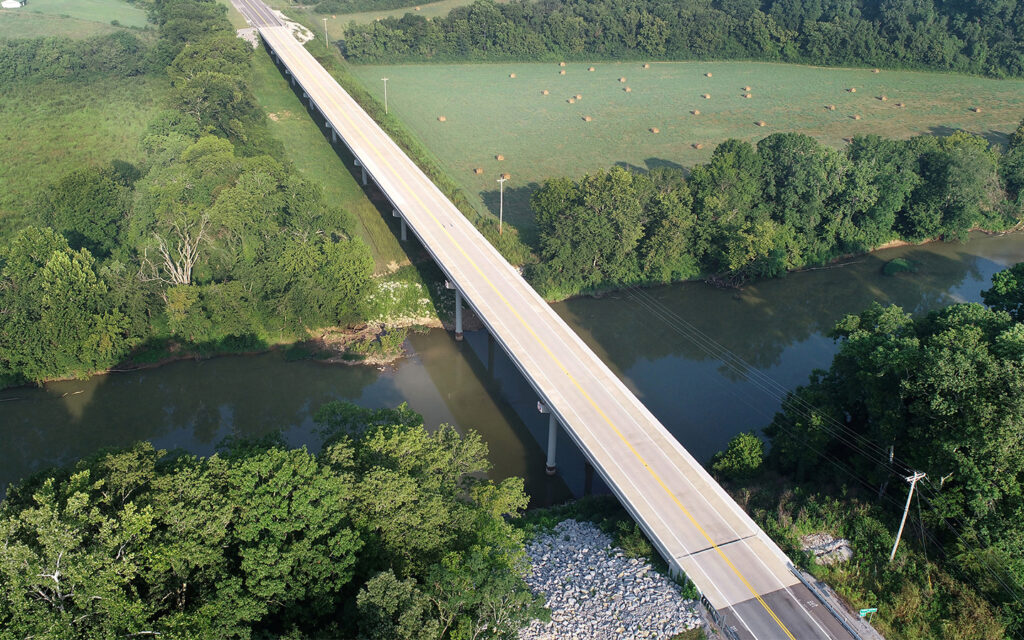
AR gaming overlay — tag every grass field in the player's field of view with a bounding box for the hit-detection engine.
[250,44,408,272]
[0,76,165,238]
[351,61,1024,241]
[0,0,149,39]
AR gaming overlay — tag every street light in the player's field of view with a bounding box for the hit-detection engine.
[322,18,328,50]
[496,175,508,235]
[381,77,389,115]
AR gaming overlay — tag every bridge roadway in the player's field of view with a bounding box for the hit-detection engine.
[234,2,857,638]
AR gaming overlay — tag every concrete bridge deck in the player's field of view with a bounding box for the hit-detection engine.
[233,2,860,637]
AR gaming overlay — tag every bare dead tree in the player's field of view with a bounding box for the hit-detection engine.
[139,216,209,287]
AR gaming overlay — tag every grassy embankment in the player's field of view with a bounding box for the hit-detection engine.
[0,76,165,238]
[350,61,1024,242]
[249,42,409,273]
[0,0,149,38]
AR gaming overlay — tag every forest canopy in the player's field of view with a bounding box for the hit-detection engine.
[343,0,1024,77]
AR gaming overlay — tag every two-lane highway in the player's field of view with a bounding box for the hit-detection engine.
[233,2,862,637]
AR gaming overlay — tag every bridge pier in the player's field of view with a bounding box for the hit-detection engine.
[361,166,367,186]
[454,289,463,341]
[331,128,336,143]
[537,402,558,475]
[392,209,406,241]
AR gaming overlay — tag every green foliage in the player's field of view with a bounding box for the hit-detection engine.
[983,262,1024,322]
[35,166,130,257]
[528,131,1019,298]
[764,292,1024,633]
[0,404,541,638]
[0,32,149,84]
[343,0,1024,78]
[710,431,764,480]
[736,480,1006,640]
[0,227,139,383]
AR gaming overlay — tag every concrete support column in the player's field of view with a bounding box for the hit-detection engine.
[546,414,558,475]
[331,128,337,143]
[353,158,360,167]
[361,166,367,186]
[454,289,464,341]
[400,218,407,242]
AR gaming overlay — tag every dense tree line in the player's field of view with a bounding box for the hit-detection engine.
[0,0,376,386]
[0,32,150,84]
[0,403,542,638]
[343,0,1024,77]
[759,265,1024,635]
[315,0,426,14]
[527,125,1024,299]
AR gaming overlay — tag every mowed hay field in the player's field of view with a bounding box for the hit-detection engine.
[0,0,149,39]
[352,61,1024,238]
[0,77,164,237]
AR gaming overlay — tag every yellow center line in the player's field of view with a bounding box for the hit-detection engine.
[266,27,795,638]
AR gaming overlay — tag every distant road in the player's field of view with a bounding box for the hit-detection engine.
[232,1,861,637]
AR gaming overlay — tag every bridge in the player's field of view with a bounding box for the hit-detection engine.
[233,2,863,638]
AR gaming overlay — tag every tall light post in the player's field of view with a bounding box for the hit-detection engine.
[322,18,328,49]
[381,77,389,115]
[496,175,508,235]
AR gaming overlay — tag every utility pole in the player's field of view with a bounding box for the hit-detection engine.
[496,175,508,235]
[322,18,328,50]
[381,77,389,115]
[890,471,926,562]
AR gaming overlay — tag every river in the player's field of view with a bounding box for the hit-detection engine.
[2,232,1022,504]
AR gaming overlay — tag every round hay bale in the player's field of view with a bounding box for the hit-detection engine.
[542,89,549,95]
[843,137,854,143]
[848,87,857,93]
[567,98,575,104]
[896,102,905,108]
[559,70,566,75]
[705,72,713,77]
[755,120,767,127]
[437,115,446,122]
[624,86,632,93]
[650,127,660,134]
[559,61,566,67]
[702,93,711,99]
[474,168,483,175]
[502,172,511,180]
[691,109,700,115]
[827,104,836,111]
[743,93,752,98]
[509,73,516,78]
[852,114,862,120]
[972,106,982,113]
[332,14,336,18]
[575,94,582,100]
[588,66,595,72]
[642,63,650,69]
[693,143,704,150]
[583,115,592,122]
[619,77,627,83]
[872,68,880,73]
[743,86,752,91]
[495,154,504,161]
[879,95,887,101]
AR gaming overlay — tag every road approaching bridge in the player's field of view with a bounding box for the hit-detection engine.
[234,2,863,637]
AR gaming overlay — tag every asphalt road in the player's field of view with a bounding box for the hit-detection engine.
[233,2,860,637]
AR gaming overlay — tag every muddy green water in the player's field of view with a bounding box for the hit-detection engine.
[2,232,1023,504]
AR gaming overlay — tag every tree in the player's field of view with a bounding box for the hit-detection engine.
[0,227,135,382]
[982,262,1024,321]
[37,167,129,258]
[710,431,764,480]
